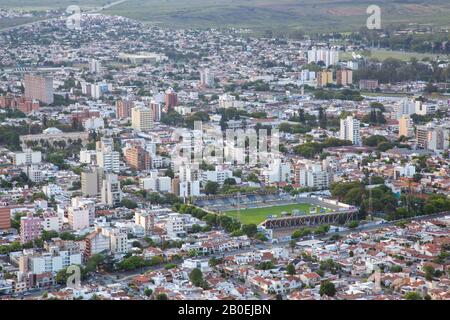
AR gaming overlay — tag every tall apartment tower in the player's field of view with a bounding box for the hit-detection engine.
[125,145,151,171]
[116,99,133,119]
[340,115,361,145]
[199,68,214,87]
[164,88,178,113]
[24,74,54,104]
[149,101,162,122]
[96,138,120,173]
[89,59,102,74]
[316,70,333,88]
[336,69,353,86]
[131,106,154,131]
[20,214,42,244]
[81,166,103,197]
[398,115,414,138]
[101,173,122,207]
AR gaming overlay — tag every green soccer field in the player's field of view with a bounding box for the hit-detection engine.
[224,203,331,225]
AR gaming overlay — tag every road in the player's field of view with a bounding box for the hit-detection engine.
[0,0,129,33]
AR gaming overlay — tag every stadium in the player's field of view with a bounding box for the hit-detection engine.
[193,192,359,229]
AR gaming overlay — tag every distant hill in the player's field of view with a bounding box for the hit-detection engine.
[2,0,450,32]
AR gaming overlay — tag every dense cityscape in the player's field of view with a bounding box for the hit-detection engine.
[0,6,449,303]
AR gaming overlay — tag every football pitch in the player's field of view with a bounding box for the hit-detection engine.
[224,203,331,225]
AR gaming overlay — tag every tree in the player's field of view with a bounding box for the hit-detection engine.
[144,288,153,297]
[319,280,336,297]
[404,292,422,300]
[204,181,219,195]
[189,268,204,287]
[155,293,168,300]
[241,224,257,237]
[289,240,296,253]
[121,198,138,209]
[286,263,296,275]
[223,178,236,186]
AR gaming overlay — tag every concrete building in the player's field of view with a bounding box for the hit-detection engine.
[340,115,361,145]
[199,68,215,87]
[24,74,53,105]
[81,166,102,197]
[68,197,95,230]
[89,59,101,74]
[164,88,178,113]
[201,166,234,185]
[316,70,333,88]
[307,47,339,67]
[124,145,151,171]
[116,99,133,119]
[336,69,353,86]
[131,106,154,131]
[296,161,330,190]
[0,207,11,230]
[13,150,42,166]
[20,214,42,244]
[398,115,414,138]
[96,139,120,173]
[101,173,122,207]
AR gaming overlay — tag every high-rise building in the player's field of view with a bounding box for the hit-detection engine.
[96,138,120,173]
[398,115,414,138]
[336,69,353,86]
[68,197,95,230]
[316,70,333,88]
[199,68,214,87]
[296,161,330,190]
[340,116,361,145]
[81,166,102,197]
[20,214,42,244]
[149,101,162,122]
[24,74,53,104]
[89,59,101,74]
[395,98,416,119]
[307,47,339,67]
[0,207,11,230]
[416,124,450,152]
[125,145,151,171]
[116,99,133,119]
[164,88,178,113]
[101,173,122,207]
[131,106,154,131]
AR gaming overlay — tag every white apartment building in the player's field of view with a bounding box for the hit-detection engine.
[166,214,186,238]
[297,161,330,190]
[96,147,120,173]
[101,173,122,207]
[307,47,339,67]
[262,160,292,183]
[13,150,42,166]
[201,166,234,185]
[140,172,172,193]
[340,115,361,145]
[101,228,129,254]
[394,164,416,179]
[179,180,200,197]
[218,93,244,109]
[68,197,95,230]
[42,214,62,232]
[80,149,97,164]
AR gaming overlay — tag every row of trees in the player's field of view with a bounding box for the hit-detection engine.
[293,138,352,159]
